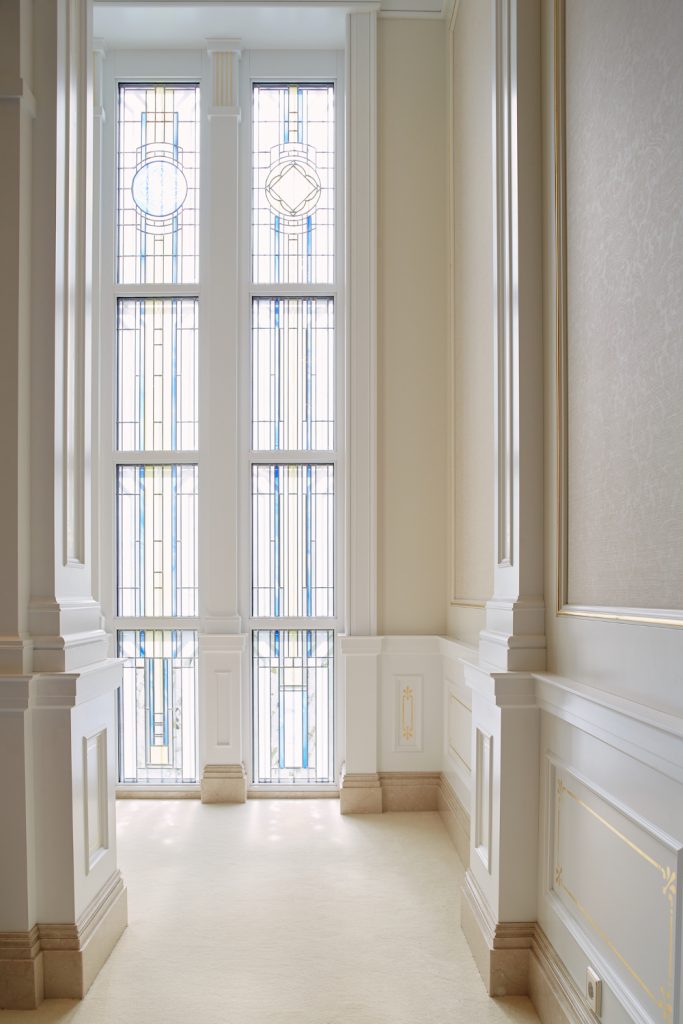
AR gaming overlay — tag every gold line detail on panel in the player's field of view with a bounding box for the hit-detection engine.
[401,687,414,742]
[554,776,676,1023]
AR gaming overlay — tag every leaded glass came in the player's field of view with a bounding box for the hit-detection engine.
[252,464,334,618]
[117,298,198,451]
[253,629,334,784]
[118,629,198,784]
[252,297,334,452]
[252,84,334,284]
[117,464,198,617]
[118,83,200,284]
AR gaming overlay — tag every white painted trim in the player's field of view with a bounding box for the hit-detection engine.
[345,11,377,638]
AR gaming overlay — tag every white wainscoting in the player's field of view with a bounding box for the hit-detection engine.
[378,637,443,771]
[536,676,683,1024]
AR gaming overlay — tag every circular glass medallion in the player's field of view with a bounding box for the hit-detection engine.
[131,159,188,218]
[265,159,322,218]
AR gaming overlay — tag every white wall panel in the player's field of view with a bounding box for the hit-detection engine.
[538,706,683,1024]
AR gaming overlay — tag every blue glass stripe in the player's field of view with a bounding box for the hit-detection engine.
[171,465,177,616]
[274,214,280,282]
[274,299,280,450]
[273,466,280,616]
[171,299,178,449]
[148,655,155,753]
[306,465,312,616]
[139,301,145,449]
[139,113,147,279]
[172,112,179,285]
[307,216,312,286]
[162,656,169,746]
[302,629,309,769]
[305,299,312,448]
[278,630,285,769]
[138,466,145,616]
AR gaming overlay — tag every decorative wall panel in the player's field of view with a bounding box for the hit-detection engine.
[550,761,681,1024]
[475,728,492,872]
[447,686,471,772]
[560,0,683,612]
[83,730,108,872]
[394,675,422,752]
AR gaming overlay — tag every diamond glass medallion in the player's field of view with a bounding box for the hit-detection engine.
[132,158,188,218]
[265,158,322,218]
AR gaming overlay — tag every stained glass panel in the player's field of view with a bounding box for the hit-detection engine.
[117,298,198,451]
[252,297,334,451]
[118,83,200,284]
[117,465,198,617]
[252,464,334,618]
[118,629,197,784]
[252,84,334,284]
[253,629,333,784]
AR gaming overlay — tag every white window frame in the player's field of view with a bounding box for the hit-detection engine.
[98,45,348,791]
[99,50,206,787]
[238,50,346,789]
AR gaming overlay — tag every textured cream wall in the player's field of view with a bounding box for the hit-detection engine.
[446,0,494,644]
[543,0,683,710]
[377,19,447,635]
[564,0,683,611]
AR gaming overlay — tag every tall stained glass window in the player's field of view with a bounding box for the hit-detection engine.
[118,84,200,284]
[253,630,334,784]
[252,298,334,452]
[118,630,198,784]
[115,81,200,785]
[252,84,334,284]
[251,80,337,786]
[117,298,198,451]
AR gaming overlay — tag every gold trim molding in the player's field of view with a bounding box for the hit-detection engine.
[552,763,680,1023]
[552,0,683,629]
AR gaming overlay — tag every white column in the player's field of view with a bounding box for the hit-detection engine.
[0,3,36,997]
[0,0,126,1009]
[198,39,248,803]
[339,9,381,812]
[478,0,545,673]
[461,0,543,995]
[345,9,378,639]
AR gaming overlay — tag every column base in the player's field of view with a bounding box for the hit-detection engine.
[0,928,43,1010]
[200,763,247,803]
[339,770,382,814]
[461,870,534,996]
[0,872,127,1009]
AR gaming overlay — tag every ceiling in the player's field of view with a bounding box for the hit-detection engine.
[93,3,347,50]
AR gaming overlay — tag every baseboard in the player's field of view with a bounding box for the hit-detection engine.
[117,785,200,799]
[460,870,534,997]
[0,872,127,1009]
[379,772,441,811]
[437,774,470,867]
[530,927,598,1024]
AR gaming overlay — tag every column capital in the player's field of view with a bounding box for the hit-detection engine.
[206,38,242,119]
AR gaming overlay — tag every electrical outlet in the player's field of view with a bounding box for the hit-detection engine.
[586,966,602,1015]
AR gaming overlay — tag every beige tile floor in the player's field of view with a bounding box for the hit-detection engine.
[1,800,540,1023]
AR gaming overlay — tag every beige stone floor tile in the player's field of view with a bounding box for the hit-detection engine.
[0,801,539,1024]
